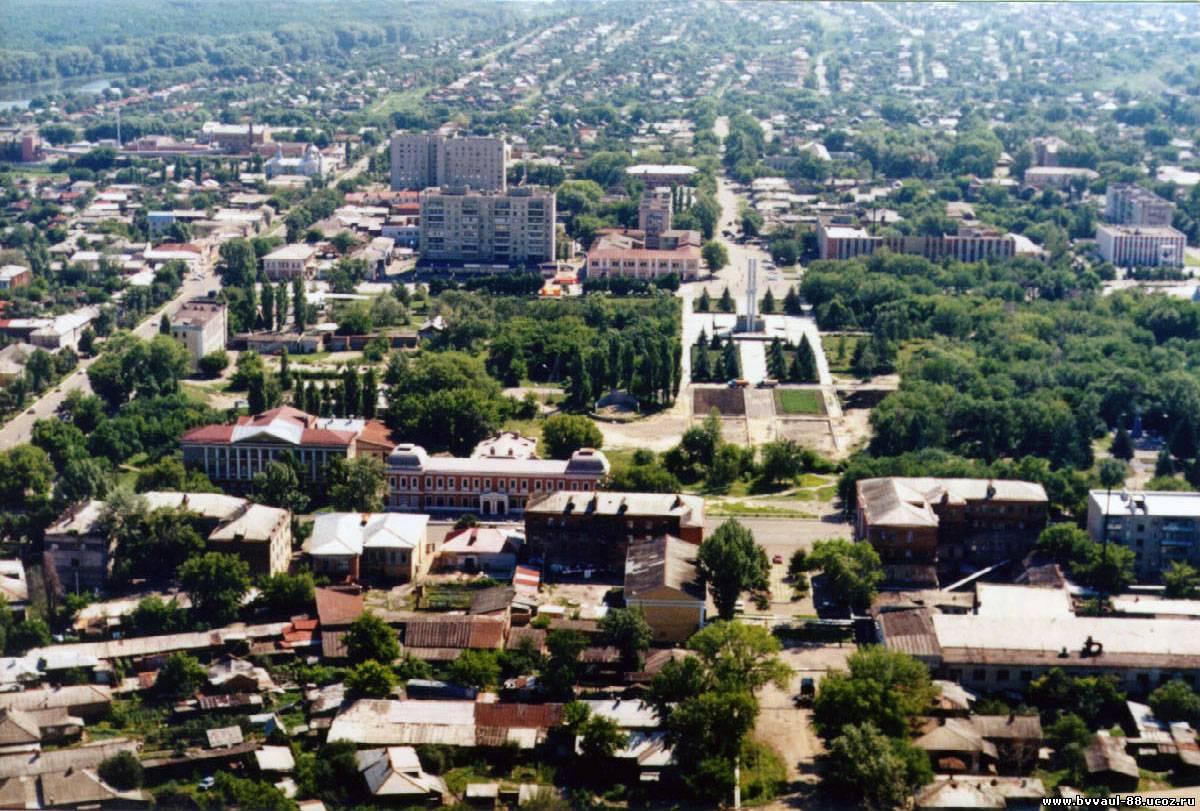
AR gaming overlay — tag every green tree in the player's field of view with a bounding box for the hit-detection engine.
[98,751,144,790]
[697,519,769,620]
[702,241,729,273]
[293,278,308,332]
[758,440,804,487]
[1111,426,1134,461]
[0,444,54,507]
[1045,713,1091,785]
[600,607,653,670]
[1149,679,1200,725]
[253,456,309,513]
[448,649,502,690]
[178,552,251,625]
[159,313,171,335]
[824,722,930,810]
[1036,524,1093,565]
[718,286,734,313]
[578,712,629,761]
[542,414,604,459]
[198,350,230,378]
[279,347,292,391]
[7,618,51,654]
[361,368,378,419]
[326,455,386,512]
[1164,561,1200,599]
[804,539,884,610]
[812,646,937,739]
[345,611,399,664]
[156,652,206,700]
[259,572,316,615]
[345,660,397,698]
[128,596,187,636]
[790,335,818,383]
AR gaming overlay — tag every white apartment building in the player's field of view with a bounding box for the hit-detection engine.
[170,298,228,368]
[419,187,555,267]
[262,244,318,280]
[1088,489,1200,579]
[1095,224,1186,268]
[1105,184,1175,227]
[390,133,508,192]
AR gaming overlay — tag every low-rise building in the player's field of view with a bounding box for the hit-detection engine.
[624,165,698,187]
[1088,489,1200,580]
[1095,224,1186,268]
[437,526,524,575]
[265,144,326,180]
[624,536,706,644]
[0,266,31,289]
[181,407,396,486]
[585,232,703,282]
[169,299,227,368]
[200,121,269,153]
[262,244,318,281]
[816,218,1016,263]
[29,307,98,351]
[386,444,609,517]
[306,512,432,583]
[525,492,705,580]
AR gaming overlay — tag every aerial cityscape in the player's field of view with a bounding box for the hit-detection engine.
[3,1,1200,808]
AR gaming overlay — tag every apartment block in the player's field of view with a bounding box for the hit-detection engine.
[1087,489,1200,580]
[817,219,1016,263]
[418,187,555,267]
[1105,184,1175,226]
[170,298,227,368]
[638,187,673,248]
[1095,224,1186,268]
[390,133,508,192]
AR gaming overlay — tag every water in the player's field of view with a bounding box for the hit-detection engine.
[0,78,113,111]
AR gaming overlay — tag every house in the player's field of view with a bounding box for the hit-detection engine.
[914,718,998,774]
[262,244,318,281]
[0,709,42,755]
[253,745,296,775]
[355,746,446,803]
[0,265,31,289]
[315,587,364,661]
[472,432,538,460]
[438,526,524,575]
[914,776,1045,810]
[0,739,136,779]
[43,502,111,592]
[624,536,706,644]
[204,502,292,577]
[855,478,1048,586]
[1084,731,1140,791]
[0,343,37,388]
[402,616,506,662]
[307,513,432,583]
[328,699,562,750]
[0,560,29,618]
[524,492,705,581]
[0,687,112,724]
[1088,489,1200,580]
[970,715,1042,774]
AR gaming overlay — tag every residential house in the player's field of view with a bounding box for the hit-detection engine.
[914,776,1045,811]
[1084,731,1140,791]
[306,513,432,583]
[402,616,506,662]
[0,560,29,618]
[0,687,112,724]
[328,699,562,750]
[437,526,524,575]
[315,587,364,661]
[356,746,447,804]
[0,266,31,289]
[624,536,706,644]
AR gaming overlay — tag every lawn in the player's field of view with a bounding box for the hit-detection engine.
[708,501,818,519]
[1186,251,1200,268]
[774,388,824,415]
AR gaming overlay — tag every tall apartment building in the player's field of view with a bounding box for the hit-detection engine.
[419,187,555,267]
[817,218,1016,263]
[169,298,227,369]
[1095,224,1186,268]
[1105,184,1175,226]
[1087,489,1200,580]
[390,133,508,192]
[638,187,673,248]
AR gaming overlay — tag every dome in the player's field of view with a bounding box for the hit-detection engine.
[387,443,429,469]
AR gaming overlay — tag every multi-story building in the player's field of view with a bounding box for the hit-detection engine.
[0,266,31,290]
[638,187,673,248]
[386,443,609,517]
[1087,489,1200,580]
[418,187,555,267]
[265,143,326,180]
[199,122,269,154]
[624,535,707,644]
[169,299,227,369]
[1105,184,1175,227]
[389,133,508,192]
[624,164,698,187]
[1022,166,1098,190]
[855,477,1048,587]
[1030,135,1067,168]
[524,491,705,580]
[181,406,398,486]
[1095,224,1186,268]
[262,244,318,280]
[307,512,432,582]
[585,240,703,282]
[44,492,291,592]
[816,219,1017,263]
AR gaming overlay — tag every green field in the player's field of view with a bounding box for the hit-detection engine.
[775,388,824,415]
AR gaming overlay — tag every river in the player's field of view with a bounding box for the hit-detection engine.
[0,78,113,112]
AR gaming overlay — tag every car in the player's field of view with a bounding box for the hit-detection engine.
[758,378,779,388]
[793,677,816,706]
[772,554,784,565]
[197,777,216,792]
[734,599,746,614]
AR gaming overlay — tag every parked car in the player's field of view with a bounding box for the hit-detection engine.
[794,677,816,706]
[772,554,784,565]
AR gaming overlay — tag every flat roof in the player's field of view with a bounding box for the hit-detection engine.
[625,164,697,175]
[975,584,1072,619]
[933,613,1200,658]
[1090,489,1200,517]
[1096,224,1185,238]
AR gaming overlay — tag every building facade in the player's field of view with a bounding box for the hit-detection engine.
[262,244,318,280]
[265,143,326,180]
[387,444,609,517]
[817,219,1017,263]
[0,266,32,290]
[181,407,396,486]
[638,187,673,248]
[170,299,227,369]
[624,165,698,187]
[307,512,432,583]
[389,133,508,192]
[200,122,269,153]
[1087,489,1200,580]
[624,535,706,644]
[1095,224,1186,268]
[418,187,555,267]
[1105,184,1175,227]
[524,492,705,580]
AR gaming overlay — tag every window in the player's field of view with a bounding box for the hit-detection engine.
[972,669,985,682]
[1020,670,1032,682]
[436,477,444,489]
[997,669,1010,682]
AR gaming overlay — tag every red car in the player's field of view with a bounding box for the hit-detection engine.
[772,554,784,565]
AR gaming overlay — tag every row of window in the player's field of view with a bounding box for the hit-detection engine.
[389,475,593,494]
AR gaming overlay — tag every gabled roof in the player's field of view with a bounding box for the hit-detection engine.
[0,709,40,746]
[356,747,446,797]
[914,718,998,759]
[857,477,1047,529]
[308,513,428,557]
[315,588,364,627]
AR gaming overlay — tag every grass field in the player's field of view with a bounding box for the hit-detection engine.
[774,388,824,415]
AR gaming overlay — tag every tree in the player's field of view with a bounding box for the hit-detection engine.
[98,751,144,790]
[578,713,629,761]
[129,596,187,636]
[253,457,310,513]
[600,608,652,670]
[1111,426,1134,461]
[718,287,735,313]
[56,457,110,505]
[361,368,378,418]
[448,649,502,689]
[198,350,229,378]
[697,520,769,620]
[178,552,251,625]
[326,455,386,512]
[7,618,50,654]
[812,646,937,739]
[345,612,399,664]
[0,444,54,507]
[293,278,308,332]
[1036,524,1093,565]
[1045,713,1090,785]
[824,722,930,811]
[702,241,729,273]
[1070,542,1135,594]
[156,652,206,700]
[1149,679,1200,725]
[542,414,604,459]
[804,539,884,610]
[791,335,818,383]
[159,313,171,335]
[1164,561,1200,599]
[758,440,804,487]
[279,347,292,391]
[259,573,316,615]
[345,660,397,698]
